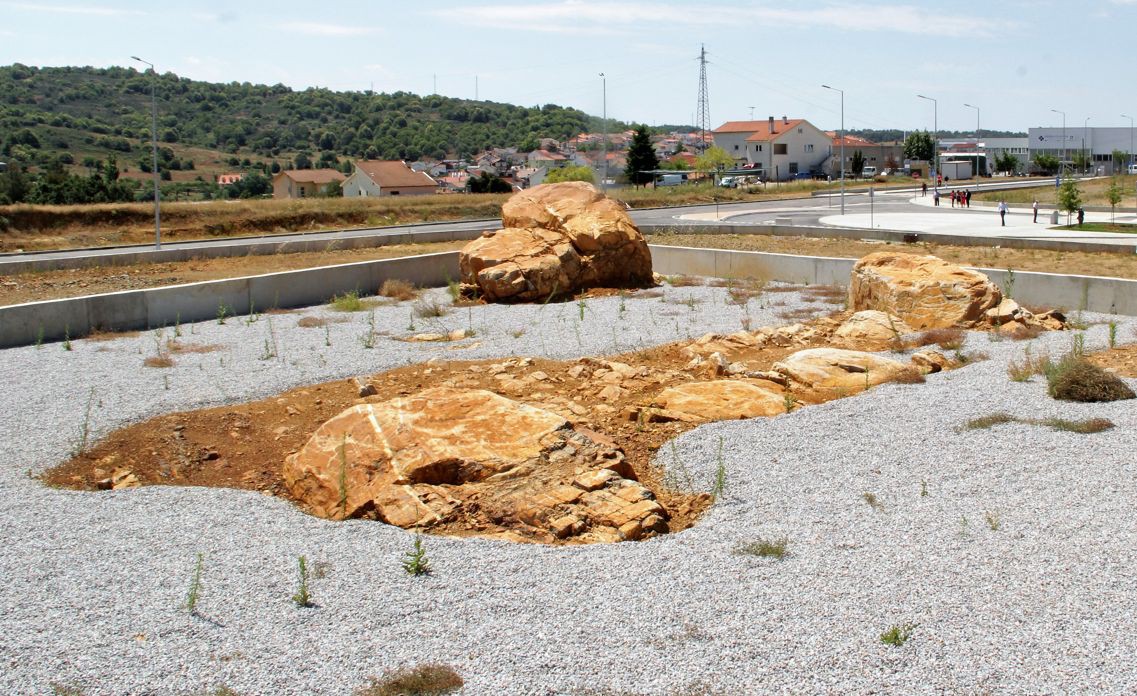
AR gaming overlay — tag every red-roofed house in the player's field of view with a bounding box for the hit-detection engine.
[217,172,244,186]
[527,149,568,168]
[342,160,437,197]
[271,169,346,199]
[825,132,904,176]
[713,116,831,180]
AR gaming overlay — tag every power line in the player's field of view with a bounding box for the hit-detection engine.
[696,44,710,152]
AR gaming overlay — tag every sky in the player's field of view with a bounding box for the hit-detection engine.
[2,0,1136,135]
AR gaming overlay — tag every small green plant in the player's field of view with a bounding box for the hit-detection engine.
[1003,267,1016,299]
[402,535,431,576]
[577,297,588,321]
[666,440,695,491]
[360,311,377,349]
[185,552,204,615]
[783,393,798,412]
[216,303,230,324]
[1047,358,1135,402]
[337,434,349,519]
[984,510,1001,531]
[735,537,789,560]
[62,325,72,351]
[292,555,313,607]
[446,278,461,302]
[35,326,44,349]
[920,479,928,497]
[1071,332,1085,359]
[511,329,525,339]
[406,309,416,332]
[710,436,727,499]
[174,313,182,338]
[245,299,259,325]
[880,622,916,647]
[1109,321,1118,349]
[324,324,332,347]
[331,290,366,312]
[862,491,884,512]
[355,664,463,696]
[414,299,448,319]
[1007,344,1049,382]
[71,387,97,456]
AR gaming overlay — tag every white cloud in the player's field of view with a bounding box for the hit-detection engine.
[1,1,143,15]
[276,21,381,37]
[441,1,990,38]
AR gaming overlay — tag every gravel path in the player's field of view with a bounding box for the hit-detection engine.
[1,283,1135,695]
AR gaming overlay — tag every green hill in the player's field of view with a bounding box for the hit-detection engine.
[0,63,607,180]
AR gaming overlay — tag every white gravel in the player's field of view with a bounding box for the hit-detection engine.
[2,282,1136,695]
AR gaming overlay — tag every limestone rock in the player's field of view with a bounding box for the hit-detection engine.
[459,182,653,302]
[850,252,1001,329]
[283,387,667,543]
[911,349,950,373]
[834,310,912,350]
[655,380,787,421]
[773,348,912,392]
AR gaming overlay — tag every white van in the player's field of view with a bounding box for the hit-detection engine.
[1128,163,1137,175]
[862,166,877,177]
[656,173,687,187]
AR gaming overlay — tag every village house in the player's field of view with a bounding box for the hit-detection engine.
[271,169,346,199]
[712,117,831,181]
[341,160,437,197]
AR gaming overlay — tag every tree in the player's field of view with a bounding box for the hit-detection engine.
[850,150,865,178]
[1071,150,1089,174]
[1112,149,1130,174]
[1106,177,1124,223]
[902,131,935,162]
[545,164,595,184]
[320,180,342,197]
[468,172,512,193]
[1032,153,1060,175]
[995,152,1019,175]
[624,125,659,188]
[1057,177,1082,224]
[695,145,733,174]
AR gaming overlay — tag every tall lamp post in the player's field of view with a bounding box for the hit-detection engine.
[964,103,980,175]
[599,72,607,193]
[132,56,161,249]
[917,94,938,182]
[1082,116,1091,175]
[1050,108,1066,178]
[1121,114,1134,172]
[821,84,844,214]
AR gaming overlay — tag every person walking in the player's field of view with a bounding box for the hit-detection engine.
[998,200,1008,226]
[921,181,927,197]
[1077,207,1085,226]
[950,190,956,208]
[934,188,940,206]
[965,190,971,208]
[1032,199,1039,223]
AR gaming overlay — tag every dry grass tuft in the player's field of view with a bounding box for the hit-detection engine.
[765,283,807,293]
[297,316,328,328]
[775,307,821,321]
[1005,324,1044,341]
[413,299,449,318]
[354,664,463,696]
[665,275,704,287]
[963,412,1115,434]
[891,367,927,384]
[83,329,141,342]
[166,340,221,354]
[1048,359,1136,402]
[379,279,418,302]
[801,284,846,303]
[911,327,966,350]
[143,355,175,368]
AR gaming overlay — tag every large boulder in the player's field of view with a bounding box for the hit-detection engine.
[654,380,787,421]
[772,348,914,393]
[283,387,668,543]
[460,182,653,302]
[834,310,912,350]
[850,252,1001,329]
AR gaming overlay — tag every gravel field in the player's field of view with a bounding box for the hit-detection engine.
[1,282,1135,695]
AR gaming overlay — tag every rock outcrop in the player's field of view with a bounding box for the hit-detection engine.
[654,380,787,421]
[849,252,1002,329]
[772,348,916,393]
[459,182,653,302]
[283,387,668,543]
[834,310,912,350]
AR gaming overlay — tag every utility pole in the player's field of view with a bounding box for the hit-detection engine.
[1051,108,1066,178]
[696,44,710,154]
[131,55,161,249]
[1123,114,1134,172]
[964,103,979,175]
[822,85,845,214]
[917,94,937,183]
[1083,116,1091,174]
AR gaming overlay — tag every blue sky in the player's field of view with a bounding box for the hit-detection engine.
[2,0,1135,135]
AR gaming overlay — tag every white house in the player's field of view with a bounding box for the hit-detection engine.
[712,116,832,180]
[342,160,437,197]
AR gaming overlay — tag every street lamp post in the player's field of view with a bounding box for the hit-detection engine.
[132,56,161,249]
[1083,116,1091,175]
[599,72,607,193]
[822,84,844,215]
[917,94,938,182]
[964,103,980,175]
[1121,114,1134,172]
[1051,108,1066,178]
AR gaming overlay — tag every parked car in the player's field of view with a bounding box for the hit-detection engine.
[862,166,877,177]
[719,176,738,188]
[1129,164,1137,175]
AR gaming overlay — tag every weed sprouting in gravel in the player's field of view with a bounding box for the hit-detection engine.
[185,552,204,615]
[331,291,365,312]
[413,299,448,319]
[963,412,1114,434]
[292,555,313,608]
[324,324,331,347]
[380,279,418,302]
[1047,358,1135,403]
[783,393,798,412]
[1108,321,1119,349]
[861,492,884,512]
[48,683,86,695]
[577,298,588,321]
[360,311,378,349]
[1007,344,1049,382]
[984,511,1002,531]
[710,435,726,499]
[735,537,789,560]
[920,479,928,497]
[216,303,230,324]
[71,387,97,457]
[402,535,431,576]
[35,326,44,349]
[62,326,72,351]
[912,327,965,350]
[880,622,916,647]
[665,440,695,492]
[355,664,463,696]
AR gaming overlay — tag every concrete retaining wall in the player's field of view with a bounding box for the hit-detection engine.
[649,244,1137,315]
[0,224,491,275]
[0,252,460,348]
[642,223,1137,255]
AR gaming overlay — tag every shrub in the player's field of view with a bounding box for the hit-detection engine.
[413,299,448,319]
[331,291,365,312]
[911,327,965,350]
[380,279,417,302]
[355,664,463,696]
[735,537,789,560]
[1047,359,1135,402]
[880,622,916,647]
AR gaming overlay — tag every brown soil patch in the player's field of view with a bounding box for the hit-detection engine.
[43,312,942,545]
[651,232,1137,283]
[0,241,465,306]
[1087,343,1137,377]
